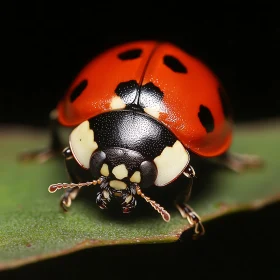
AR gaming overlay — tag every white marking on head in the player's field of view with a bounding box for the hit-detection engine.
[101,164,109,176]
[69,120,98,169]
[154,140,190,186]
[144,107,160,119]
[112,164,128,180]
[110,96,126,110]
[130,171,141,183]
[109,180,127,190]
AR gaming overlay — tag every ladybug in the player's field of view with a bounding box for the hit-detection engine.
[22,41,262,237]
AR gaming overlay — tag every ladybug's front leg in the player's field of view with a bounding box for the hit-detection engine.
[60,187,80,211]
[175,166,205,239]
[59,147,90,211]
[175,202,205,239]
[215,151,263,173]
[19,109,64,163]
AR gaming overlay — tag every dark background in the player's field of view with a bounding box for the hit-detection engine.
[1,5,279,278]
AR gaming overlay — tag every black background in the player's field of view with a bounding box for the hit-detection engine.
[1,4,279,278]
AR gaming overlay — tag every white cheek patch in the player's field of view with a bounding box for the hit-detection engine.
[69,120,98,169]
[144,107,160,119]
[154,140,190,186]
[112,164,128,180]
[110,96,126,110]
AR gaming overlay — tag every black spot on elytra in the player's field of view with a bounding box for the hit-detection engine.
[70,80,88,102]
[115,80,139,105]
[118,49,142,60]
[139,82,164,109]
[163,55,187,73]
[198,105,214,133]
[218,86,231,119]
[115,80,165,113]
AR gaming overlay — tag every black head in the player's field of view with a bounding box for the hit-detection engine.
[90,148,157,213]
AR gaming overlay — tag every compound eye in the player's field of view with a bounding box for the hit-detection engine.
[90,151,107,178]
[69,121,98,169]
[139,161,158,188]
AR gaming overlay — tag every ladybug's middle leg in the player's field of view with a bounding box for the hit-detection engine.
[19,109,64,163]
[214,151,263,173]
[175,168,205,238]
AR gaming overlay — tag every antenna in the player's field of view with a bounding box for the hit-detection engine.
[48,177,104,193]
[136,185,170,222]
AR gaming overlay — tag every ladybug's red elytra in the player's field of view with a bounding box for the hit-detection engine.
[21,41,262,237]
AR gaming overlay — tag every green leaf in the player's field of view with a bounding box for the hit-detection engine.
[0,119,279,270]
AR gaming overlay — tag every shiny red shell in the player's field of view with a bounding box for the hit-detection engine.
[57,41,232,157]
